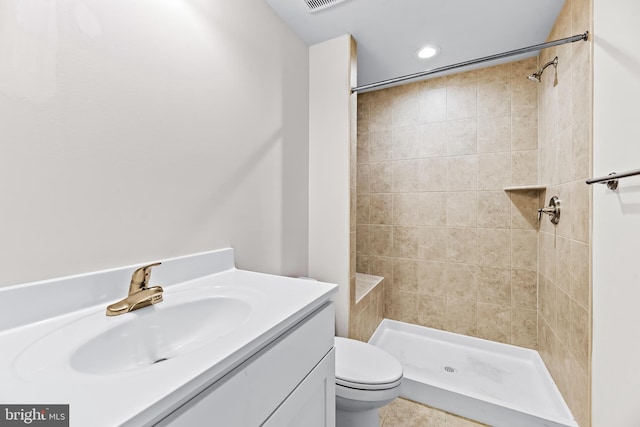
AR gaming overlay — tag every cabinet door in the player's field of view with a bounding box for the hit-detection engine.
[262,349,335,427]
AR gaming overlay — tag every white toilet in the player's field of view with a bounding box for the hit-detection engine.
[334,337,403,427]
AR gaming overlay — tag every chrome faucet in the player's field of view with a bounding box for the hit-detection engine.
[106,262,164,316]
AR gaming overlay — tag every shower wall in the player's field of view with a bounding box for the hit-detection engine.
[356,59,540,348]
[536,0,592,425]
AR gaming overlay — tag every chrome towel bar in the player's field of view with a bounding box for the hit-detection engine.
[586,168,640,190]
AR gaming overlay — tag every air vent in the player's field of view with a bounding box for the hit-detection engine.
[303,0,349,13]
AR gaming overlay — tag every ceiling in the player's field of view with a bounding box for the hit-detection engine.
[265,0,566,89]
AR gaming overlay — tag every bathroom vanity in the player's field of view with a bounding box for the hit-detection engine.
[0,249,338,426]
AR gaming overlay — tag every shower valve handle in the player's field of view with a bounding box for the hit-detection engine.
[537,196,561,224]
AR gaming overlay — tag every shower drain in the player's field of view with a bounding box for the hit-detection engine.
[442,366,458,374]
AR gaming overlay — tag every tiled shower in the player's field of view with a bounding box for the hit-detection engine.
[349,0,593,424]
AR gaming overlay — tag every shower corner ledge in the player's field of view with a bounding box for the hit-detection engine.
[503,185,547,192]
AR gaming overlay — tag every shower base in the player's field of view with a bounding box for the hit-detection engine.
[369,319,577,427]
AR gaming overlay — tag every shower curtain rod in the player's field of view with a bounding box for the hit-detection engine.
[351,31,589,93]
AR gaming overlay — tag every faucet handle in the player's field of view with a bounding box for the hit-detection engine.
[129,262,161,293]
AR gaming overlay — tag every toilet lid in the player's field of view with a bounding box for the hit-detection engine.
[334,337,403,390]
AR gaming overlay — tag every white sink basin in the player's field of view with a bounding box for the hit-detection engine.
[13,285,261,381]
[71,297,251,374]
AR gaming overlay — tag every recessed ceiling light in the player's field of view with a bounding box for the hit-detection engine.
[416,45,440,59]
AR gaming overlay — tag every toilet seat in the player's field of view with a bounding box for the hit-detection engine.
[334,337,403,391]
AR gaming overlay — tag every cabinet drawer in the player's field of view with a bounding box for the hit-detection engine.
[159,303,334,426]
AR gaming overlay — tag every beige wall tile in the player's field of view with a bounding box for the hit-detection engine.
[512,229,538,270]
[447,118,478,156]
[570,239,590,308]
[418,295,447,330]
[445,298,477,336]
[393,126,419,160]
[393,258,419,293]
[393,193,419,225]
[571,113,591,181]
[511,150,538,187]
[395,291,419,324]
[418,193,448,226]
[418,122,448,158]
[478,81,511,118]
[478,152,511,190]
[392,159,421,192]
[512,269,537,309]
[356,225,370,254]
[556,288,572,347]
[446,192,478,227]
[447,155,478,191]
[477,63,511,85]
[511,80,537,112]
[510,190,540,230]
[539,231,557,283]
[357,163,370,194]
[555,237,571,293]
[556,126,573,184]
[393,226,420,259]
[419,88,447,124]
[478,114,510,153]
[417,261,447,297]
[420,158,449,191]
[357,93,370,134]
[418,227,449,261]
[447,228,479,264]
[477,266,511,305]
[447,70,478,87]
[570,180,590,243]
[370,256,394,283]
[445,263,478,300]
[447,85,477,121]
[370,225,394,256]
[357,132,369,164]
[356,254,370,274]
[539,274,558,330]
[572,41,592,121]
[370,161,393,193]
[570,299,590,372]
[392,89,419,128]
[369,131,393,162]
[370,194,393,225]
[478,191,512,228]
[369,91,393,132]
[477,303,511,343]
[511,108,538,151]
[357,194,370,224]
[478,228,511,268]
[350,187,357,231]
[512,308,537,349]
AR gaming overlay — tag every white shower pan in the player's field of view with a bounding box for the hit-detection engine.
[369,319,578,427]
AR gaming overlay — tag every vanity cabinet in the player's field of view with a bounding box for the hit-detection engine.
[157,303,336,427]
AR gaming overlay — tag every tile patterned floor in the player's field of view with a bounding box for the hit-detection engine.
[380,398,490,427]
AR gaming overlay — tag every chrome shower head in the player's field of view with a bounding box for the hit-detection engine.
[527,56,558,83]
[527,73,542,83]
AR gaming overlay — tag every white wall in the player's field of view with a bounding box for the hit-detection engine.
[592,0,640,425]
[308,35,354,337]
[0,0,309,286]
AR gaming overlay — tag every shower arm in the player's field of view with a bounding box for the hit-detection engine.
[537,57,559,75]
[351,32,588,93]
